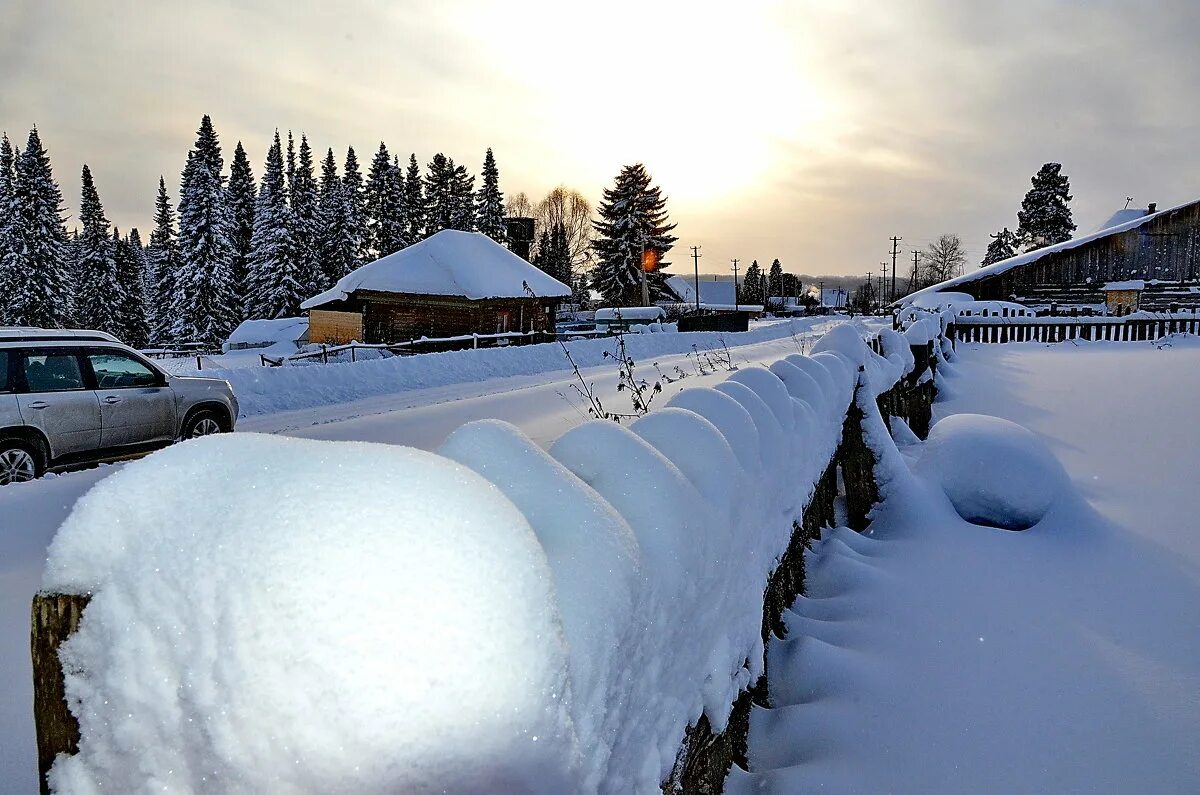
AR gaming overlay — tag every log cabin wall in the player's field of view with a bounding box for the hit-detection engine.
[966,200,1200,311]
[356,291,558,343]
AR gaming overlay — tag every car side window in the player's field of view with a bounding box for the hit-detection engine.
[87,351,159,389]
[22,351,86,393]
[0,351,8,393]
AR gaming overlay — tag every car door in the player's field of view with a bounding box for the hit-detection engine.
[84,348,177,448]
[15,347,102,458]
[0,350,22,430]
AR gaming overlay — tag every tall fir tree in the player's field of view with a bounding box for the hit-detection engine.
[316,148,358,285]
[404,154,425,244]
[982,227,1019,267]
[740,260,764,304]
[227,141,257,315]
[342,146,368,264]
[290,134,322,295]
[364,143,406,257]
[591,163,678,305]
[448,160,476,231]
[285,131,297,202]
[768,258,784,298]
[175,115,239,346]
[474,148,506,243]
[114,228,150,347]
[1016,163,1075,250]
[246,131,302,319]
[128,227,155,337]
[74,165,122,335]
[146,177,179,343]
[423,153,454,236]
[0,134,17,323]
[4,127,74,328]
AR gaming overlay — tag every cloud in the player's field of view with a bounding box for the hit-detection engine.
[2,0,1197,276]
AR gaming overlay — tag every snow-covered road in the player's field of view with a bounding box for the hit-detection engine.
[734,338,1200,792]
[0,317,857,791]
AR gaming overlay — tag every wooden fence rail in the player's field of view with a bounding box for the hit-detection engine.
[32,328,944,794]
[952,316,1200,345]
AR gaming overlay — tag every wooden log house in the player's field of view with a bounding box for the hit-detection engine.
[302,230,571,345]
[903,199,1200,313]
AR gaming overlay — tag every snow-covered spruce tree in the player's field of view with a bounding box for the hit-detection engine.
[127,227,154,343]
[114,229,150,347]
[1016,163,1075,250]
[740,260,763,305]
[423,153,454,237]
[146,177,179,344]
[591,163,678,306]
[0,134,17,324]
[175,115,239,346]
[342,146,368,264]
[245,131,302,319]
[365,143,406,257]
[290,135,324,297]
[981,227,1019,267]
[5,127,74,328]
[768,258,784,298]
[404,154,425,244]
[74,165,122,335]
[475,148,506,243]
[548,222,571,284]
[317,148,358,285]
[227,141,257,315]
[448,160,476,232]
[285,131,297,201]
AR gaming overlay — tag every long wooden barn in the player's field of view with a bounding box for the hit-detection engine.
[904,199,1200,313]
[302,230,570,345]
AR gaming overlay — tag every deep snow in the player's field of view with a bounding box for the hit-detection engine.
[0,316,870,792]
[733,337,1200,793]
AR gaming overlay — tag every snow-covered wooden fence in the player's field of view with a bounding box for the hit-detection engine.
[30,321,948,794]
[952,313,1200,344]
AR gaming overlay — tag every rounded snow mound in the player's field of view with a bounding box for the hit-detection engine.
[917,414,1069,531]
[43,433,577,793]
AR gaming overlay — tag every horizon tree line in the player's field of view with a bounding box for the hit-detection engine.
[0,118,510,346]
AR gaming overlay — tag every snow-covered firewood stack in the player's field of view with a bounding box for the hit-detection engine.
[31,324,940,794]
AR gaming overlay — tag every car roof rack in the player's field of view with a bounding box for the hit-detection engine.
[0,327,122,343]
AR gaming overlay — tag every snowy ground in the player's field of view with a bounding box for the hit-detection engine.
[733,337,1200,792]
[0,317,862,792]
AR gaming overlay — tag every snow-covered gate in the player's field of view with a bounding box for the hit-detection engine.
[29,321,950,794]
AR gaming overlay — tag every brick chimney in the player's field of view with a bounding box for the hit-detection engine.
[1148,202,1157,214]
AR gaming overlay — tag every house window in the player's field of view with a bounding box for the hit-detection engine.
[496,310,511,334]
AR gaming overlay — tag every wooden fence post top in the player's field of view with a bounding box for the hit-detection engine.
[31,591,92,795]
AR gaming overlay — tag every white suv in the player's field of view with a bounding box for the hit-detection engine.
[0,328,239,484]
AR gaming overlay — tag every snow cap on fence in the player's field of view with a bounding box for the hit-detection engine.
[439,419,641,782]
[43,434,578,794]
[665,386,763,474]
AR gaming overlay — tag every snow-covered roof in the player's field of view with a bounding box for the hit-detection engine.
[594,307,666,322]
[900,199,1194,307]
[226,317,309,347]
[666,276,740,306]
[1103,280,1145,292]
[302,230,570,309]
[820,288,849,308]
[1093,207,1148,233]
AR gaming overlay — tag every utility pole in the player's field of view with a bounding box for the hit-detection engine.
[879,263,889,311]
[690,245,702,313]
[890,236,901,303]
[731,259,740,311]
[911,250,922,292]
[639,243,650,308]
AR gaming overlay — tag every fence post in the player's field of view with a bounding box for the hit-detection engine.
[31,592,91,795]
[838,373,880,532]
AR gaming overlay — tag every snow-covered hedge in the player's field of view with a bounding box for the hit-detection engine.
[40,326,924,793]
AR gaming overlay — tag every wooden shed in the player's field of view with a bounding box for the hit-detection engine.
[902,200,1200,313]
[302,230,571,345]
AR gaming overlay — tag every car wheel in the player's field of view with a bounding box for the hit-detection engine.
[182,409,227,440]
[0,439,43,485]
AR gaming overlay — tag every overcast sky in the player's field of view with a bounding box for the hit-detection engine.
[3,0,1198,278]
